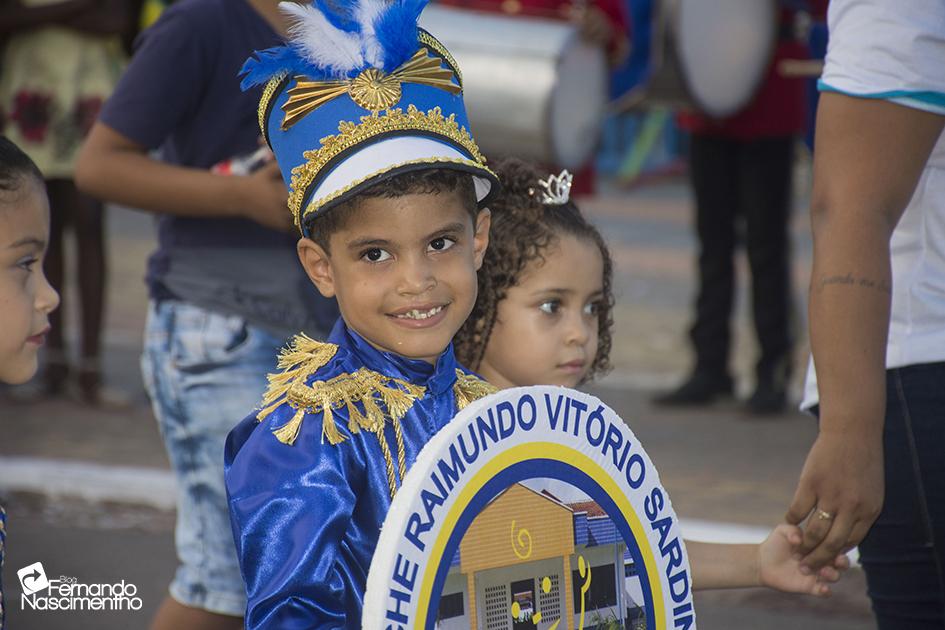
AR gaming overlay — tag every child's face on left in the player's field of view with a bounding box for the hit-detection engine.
[478,234,604,389]
[299,191,490,364]
[0,179,60,384]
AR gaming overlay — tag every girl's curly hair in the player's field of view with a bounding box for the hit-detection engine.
[455,157,614,381]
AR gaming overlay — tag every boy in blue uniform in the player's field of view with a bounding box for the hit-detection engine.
[224,2,498,627]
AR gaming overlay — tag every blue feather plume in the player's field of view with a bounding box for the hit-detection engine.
[239,0,433,90]
[315,0,361,33]
[373,0,430,72]
[240,46,319,90]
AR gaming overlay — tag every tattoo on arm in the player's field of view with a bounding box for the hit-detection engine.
[818,272,891,295]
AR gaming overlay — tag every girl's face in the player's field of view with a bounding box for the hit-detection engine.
[0,179,59,384]
[478,233,604,389]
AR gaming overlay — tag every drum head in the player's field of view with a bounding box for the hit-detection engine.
[551,38,607,169]
[675,0,777,118]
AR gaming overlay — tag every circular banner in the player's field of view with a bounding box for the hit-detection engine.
[364,386,695,630]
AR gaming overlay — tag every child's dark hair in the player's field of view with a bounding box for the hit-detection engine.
[306,168,479,252]
[455,157,614,381]
[0,136,43,193]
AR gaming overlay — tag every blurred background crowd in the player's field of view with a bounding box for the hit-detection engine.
[0,1,883,629]
[0,0,830,412]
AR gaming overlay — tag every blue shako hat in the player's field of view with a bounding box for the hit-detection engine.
[242,0,499,236]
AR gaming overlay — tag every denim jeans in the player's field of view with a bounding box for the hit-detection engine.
[859,362,945,629]
[141,300,288,616]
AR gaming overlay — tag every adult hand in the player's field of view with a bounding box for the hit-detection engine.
[786,428,884,571]
[238,161,294,232]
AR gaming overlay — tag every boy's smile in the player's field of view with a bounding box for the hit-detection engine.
[298,191,490,364]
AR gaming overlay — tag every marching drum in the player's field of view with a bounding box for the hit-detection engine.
[627,0,779,118]
[420,4,608,169]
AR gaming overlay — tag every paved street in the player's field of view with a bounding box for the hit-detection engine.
[0,174,877,629]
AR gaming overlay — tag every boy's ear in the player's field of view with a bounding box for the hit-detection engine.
[472,208,491,271]
[297,237,336,298]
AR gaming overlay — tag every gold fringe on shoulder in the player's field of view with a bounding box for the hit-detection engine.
[453,370,498,410]
[254,337,498,500]
[281,370,425,447]
[272,368,425,499]
[256,334,338,423]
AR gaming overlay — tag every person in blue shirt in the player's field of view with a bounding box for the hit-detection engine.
[77,2,338,628]
[224,1,498,627]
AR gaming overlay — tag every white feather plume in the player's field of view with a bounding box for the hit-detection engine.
[279,1,364,76]
[356,0,388,68]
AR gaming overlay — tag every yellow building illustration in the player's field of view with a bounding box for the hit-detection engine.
[435,484,646,630]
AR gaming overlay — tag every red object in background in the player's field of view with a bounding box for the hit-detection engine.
[678,3,829,140]
[437,0,629,194]
[11,91,53,143]
[438,0,629,54]
[73,97,104,137]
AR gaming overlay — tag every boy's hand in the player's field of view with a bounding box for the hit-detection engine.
[237,161,294,232]
[758,524,850,597]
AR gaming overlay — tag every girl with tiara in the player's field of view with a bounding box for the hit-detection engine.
[454,157,849,596]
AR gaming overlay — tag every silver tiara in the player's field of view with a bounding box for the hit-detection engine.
[538,170,573,205]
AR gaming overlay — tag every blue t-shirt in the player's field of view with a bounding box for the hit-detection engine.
[100,0,338,336]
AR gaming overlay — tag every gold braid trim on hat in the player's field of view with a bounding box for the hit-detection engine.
[288,105,488,228]
[418,31,463,87]
[300,156,494,231]
[258,73,288,140]
[453,370,497,410]
[257,43,461,144]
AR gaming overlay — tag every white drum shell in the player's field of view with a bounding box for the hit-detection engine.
[421,5,608,169]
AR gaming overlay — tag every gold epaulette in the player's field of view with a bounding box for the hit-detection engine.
[254,334,427,498]
[453,370,498,410]
[254,339,494,499]
[277,369,426,446]
[256,333,339,426]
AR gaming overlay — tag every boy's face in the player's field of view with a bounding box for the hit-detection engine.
[0,180,60,384]
[298,191,490,364]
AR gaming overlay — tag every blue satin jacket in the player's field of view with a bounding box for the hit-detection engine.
[224,319,492,629]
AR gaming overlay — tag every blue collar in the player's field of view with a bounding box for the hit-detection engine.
[327,319,458,395]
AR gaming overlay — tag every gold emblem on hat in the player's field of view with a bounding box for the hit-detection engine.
[280,47,462,128]
[349,68,403,112]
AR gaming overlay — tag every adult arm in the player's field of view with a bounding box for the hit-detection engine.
[75,122,292,230]
[786,92,944,569]
[72,1,293,231]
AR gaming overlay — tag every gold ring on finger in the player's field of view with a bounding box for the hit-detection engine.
[815,508,834,521]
